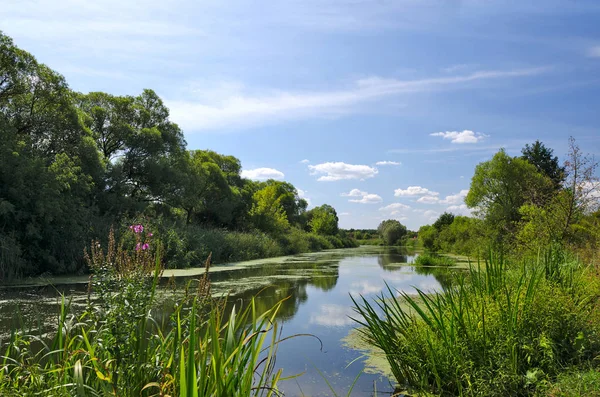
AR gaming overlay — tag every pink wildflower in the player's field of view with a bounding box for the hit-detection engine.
[142,243,149,250]
[147,232,153,237]
[135,243,142,251]
[131,224,144,234]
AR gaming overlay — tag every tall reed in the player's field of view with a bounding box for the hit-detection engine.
[352,248,600,396]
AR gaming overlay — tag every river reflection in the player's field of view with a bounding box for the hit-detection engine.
[0,246,456,396]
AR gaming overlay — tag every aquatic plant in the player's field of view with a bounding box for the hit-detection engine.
[352,249,600,396]
[413,252,456,267]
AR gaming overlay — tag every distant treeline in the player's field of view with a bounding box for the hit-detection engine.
[0,32,355,280]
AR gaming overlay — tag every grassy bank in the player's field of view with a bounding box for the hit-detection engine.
[413,252,457,267]
[353,249,600,396]
[160,224,358,269]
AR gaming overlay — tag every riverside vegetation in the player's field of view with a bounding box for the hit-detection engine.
[352,140,600,395]
[1,226,290,396]
[0,31,356,282]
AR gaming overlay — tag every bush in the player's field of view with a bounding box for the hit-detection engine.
[353,249,600,396]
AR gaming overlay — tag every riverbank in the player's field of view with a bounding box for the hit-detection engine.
[0,246,446,396]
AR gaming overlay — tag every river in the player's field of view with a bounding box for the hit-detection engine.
[0,246,455,396]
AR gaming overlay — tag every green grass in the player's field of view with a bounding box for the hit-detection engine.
[0,235,290,396]
[162,224,357,269]
[352,248,600,396]
[413,252,457,266]
[543,368,600,397]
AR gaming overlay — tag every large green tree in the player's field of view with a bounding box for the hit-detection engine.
[0,32,102,277]
[307,205,339,235]
[466,149,552,242]
[521,140,565,191]
[377,219,407,245]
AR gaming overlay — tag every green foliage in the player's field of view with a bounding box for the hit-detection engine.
[0,231,286,396]
[433,212,455,232]
[438,216,485,256]
[377,219,408,245]
[418,224,439,251]
[308,204,339,235]
[250,184,291,233]
[0,32,356,280]
[466,149,553,243]
[352,249,600,396]
[521,140,565,191]
[543,368,600,397]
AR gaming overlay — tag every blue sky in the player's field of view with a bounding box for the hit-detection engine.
[3,0,600,230]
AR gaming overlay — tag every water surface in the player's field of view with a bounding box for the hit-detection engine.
[0,246,454,396]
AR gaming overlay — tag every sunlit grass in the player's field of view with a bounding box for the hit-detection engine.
[352,248,600,396]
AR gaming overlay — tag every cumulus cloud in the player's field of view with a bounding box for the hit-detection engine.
[417,189,469,205]
[430,130,488,144]
[442,189,469,205]
[241,167,284,180]
[309,162,378,181]
[300,159,310,164]
[417,196,441,204]
[446,204,473,216]
[375,161,401,166]
[394,186,439,197]
[342,189,382,204]
[379,203,411,211]
[423,210,439,221]
[341,189,366,197]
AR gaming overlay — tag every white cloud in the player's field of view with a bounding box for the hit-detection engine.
[241,167,284,180]
[446,204,473,216]
[167,68,546,132]
[300,159,310,164]
[375,161,401,166]
[341,189,366,197]
[339,212,350,216]
[423,210,439,221]
[394,186,439,197]
[415,189,469,205]
[350,194,383,204]
[309,162,378,182]
[430,130,488,144]
[587,46,600,58]
[417,195,440,204]
[342,189,382,204]
[379,203,411,211]
[417,190,469,205]
[442,189,469,205]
